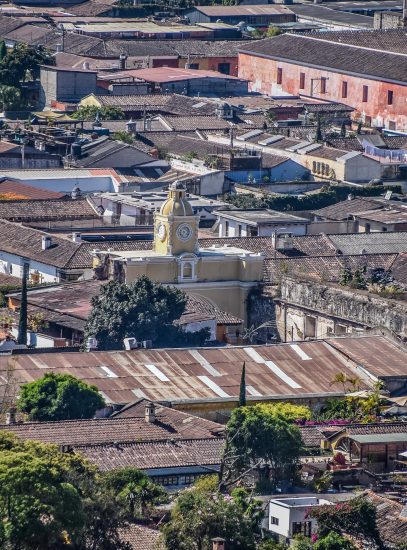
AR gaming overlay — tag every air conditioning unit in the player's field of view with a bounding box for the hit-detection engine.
[123,337,137,350]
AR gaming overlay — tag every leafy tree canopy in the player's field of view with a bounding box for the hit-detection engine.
[112,130,135,144]
[309,496,382,549]
[0,432,166,550]
[18,373,105,421]
[220,404,302,490]
[102,467,167,520]
[84,277,210,350]
[0,44,54,87]
[71,105,125,121]
[225,184,402,212]
[162,475,262,550]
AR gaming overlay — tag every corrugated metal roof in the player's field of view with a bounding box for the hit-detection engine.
[327,336,407,378]
[350,433,407,443]
[0,338,387,405]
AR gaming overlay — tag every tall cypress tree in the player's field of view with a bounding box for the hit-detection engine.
[17,263,28,345]
[239,362,246,407]
[0,41,6,62]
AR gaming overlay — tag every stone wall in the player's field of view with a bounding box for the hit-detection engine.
[249,277,407,343]
[279,276,407,339]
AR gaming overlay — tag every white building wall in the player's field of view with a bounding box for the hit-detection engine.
[218,218,307,237]
[0,251,59,282]
[268,498,331,538]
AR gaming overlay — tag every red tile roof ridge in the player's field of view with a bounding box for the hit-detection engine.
[74,436,224,450]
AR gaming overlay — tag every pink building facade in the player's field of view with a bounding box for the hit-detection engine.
[238,52,407,132]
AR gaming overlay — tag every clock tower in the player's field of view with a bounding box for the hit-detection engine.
[154,181,199,256]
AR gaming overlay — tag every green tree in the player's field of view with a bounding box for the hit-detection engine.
[0,44,54,86]
[84,277,210,350]
[314,532,356,550]
[17,263,28,345]
[102,467,167,520]
[18,373,105,421]
[0,85,23,111]
[265,25,281,37]
[0,432,134,550]
[0,41,6,61]
[112,131,135,144]
[219,404,302,490]
[162,476,262,550]
[71,105,125,121]
[309,496,382,549]
[239,362,246,407]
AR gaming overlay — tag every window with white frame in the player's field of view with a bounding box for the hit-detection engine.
[178,254,198,282]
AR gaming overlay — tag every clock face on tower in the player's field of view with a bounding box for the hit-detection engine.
[156,222,167,241]
[176,223,193,242]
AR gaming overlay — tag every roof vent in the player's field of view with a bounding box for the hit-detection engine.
[5,407,16,425]
[41,236,52,250]
[145,402,156,423]
[85,336,98,352]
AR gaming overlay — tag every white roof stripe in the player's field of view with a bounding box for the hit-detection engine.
[100,366,118,378]
[247,385,262,397]
[244,347,301,389]
[197,375,230,398]
[132,388,149,399]
[243,347,265,364]
[145,363,170,382]
[189,349,221,377]
[265,360,301,389]
[290,344,312,361]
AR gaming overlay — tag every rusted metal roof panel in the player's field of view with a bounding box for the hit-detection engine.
[2,337,402,405]
[327,336,407,378]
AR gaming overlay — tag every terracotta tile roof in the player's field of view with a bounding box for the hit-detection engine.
[0,273,21,287]
[299,422,407,447]
[0,178,66,200]
[239,34,407,84]
[0,219,81,269]
[0,15,27,35]
[119,525,165,550]
[77,437,224,471]
[185,294,242,325]
[264,253,398,284]
[104,39,251,58]
[0,198,96,222]
[327,232,407,255]
[310,28,407,55]
[0,400,224,445]
[313,197,383,221]
[389,252,407,287]
[365,491,407,545]
[94,94,216,116]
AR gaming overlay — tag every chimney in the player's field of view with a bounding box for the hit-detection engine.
[404,0,407,25]
[211,538,225,550]
[72,232,81,243]
[145,402,156,423]
[82,61,90,70]
[56,43,63,53]
[348,193,354,201]
[41,235,52,250]
[5,407,16,425]
[149,147,159,159]
[119,54,127,70]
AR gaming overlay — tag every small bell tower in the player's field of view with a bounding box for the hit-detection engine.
[154,181,199,256]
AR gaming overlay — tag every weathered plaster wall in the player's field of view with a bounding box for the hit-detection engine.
[279,276,407,339]
[249,277,407,343]
[238,52,407,132]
